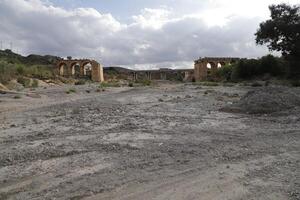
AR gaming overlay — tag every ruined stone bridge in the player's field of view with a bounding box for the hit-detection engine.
[132,68,194,82]
[56,56,240,83]
[194,57,240,81]
[56,59,104,82]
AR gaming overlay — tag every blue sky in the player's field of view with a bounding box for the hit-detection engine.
[0,0,298,68]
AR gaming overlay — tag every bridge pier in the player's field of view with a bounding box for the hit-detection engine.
[147,72,152,80]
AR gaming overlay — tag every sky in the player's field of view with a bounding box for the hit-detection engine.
[0,0,298,69]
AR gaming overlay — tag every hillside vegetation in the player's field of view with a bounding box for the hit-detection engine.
[0,49,60,85]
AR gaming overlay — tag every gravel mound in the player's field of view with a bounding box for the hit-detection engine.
[221,87,300,114]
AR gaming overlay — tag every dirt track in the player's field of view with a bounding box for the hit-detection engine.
[0,83,299,200]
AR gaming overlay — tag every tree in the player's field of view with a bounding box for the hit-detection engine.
[255,4,300,76]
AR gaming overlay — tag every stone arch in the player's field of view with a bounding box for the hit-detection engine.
[70,62,80,76]
[194,57,240,81]
[58,62,68,76]
[206,62,212,69]
[217,62,226,68]
[81,61,93,77]
[208,62,217,70]
[208,62,218,77]
[56,59,104,82]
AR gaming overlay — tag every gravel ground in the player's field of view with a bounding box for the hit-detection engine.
[0,83,299,200]
[222,86,300,114]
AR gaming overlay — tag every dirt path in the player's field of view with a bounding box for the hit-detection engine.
[0,83,299,200]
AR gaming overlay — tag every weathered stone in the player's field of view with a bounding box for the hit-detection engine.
[56,59,104,82]
[194,57,240,81]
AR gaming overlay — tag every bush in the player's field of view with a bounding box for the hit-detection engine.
[260,55,285,76]
[128,82,134,87]
[66,88,76,94]
[0,61,16,84]
[135,79,151,86]
[16,65,25,75]
[290,80,300,87]
[99,81,121,88]
[17,77,31,87]
[0,59,55,84]
[27,65,54,79]
[230,56,286,81]
[251,82,263,87]
[237,59,261,79]
[198,81,219,86]
[142,79,151,86]
[75,79,86,85]
[32,79,39,88]
[13,95,21,99]
[216,64,234,81]
[287,59,300,78]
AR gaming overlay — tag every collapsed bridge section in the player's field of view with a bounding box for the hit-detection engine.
[194,57,240,81]
[56,59,104,82]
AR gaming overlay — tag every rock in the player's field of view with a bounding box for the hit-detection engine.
[221,87,300,114]
[0,83,9,91]
[37,79,49,87]
[6,80,24,91]
[26,93,41,98]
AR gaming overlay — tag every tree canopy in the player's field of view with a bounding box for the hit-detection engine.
[255,4,300,59]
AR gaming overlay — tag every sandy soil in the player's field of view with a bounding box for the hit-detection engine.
[0,83,299,200]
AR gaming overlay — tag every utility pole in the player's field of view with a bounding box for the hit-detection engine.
[0,41,2,50]
[10,42,13,51]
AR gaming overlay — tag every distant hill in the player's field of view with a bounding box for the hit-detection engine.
[104,66,134,73]
[0,49,61,65]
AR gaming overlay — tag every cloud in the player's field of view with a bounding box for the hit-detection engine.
[132,8,172,29]
[0,0,278,69]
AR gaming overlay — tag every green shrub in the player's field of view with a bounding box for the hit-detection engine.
[66,88,76,94]
[230,56,287,80]
[13,95,21,99]
[0,61,16,84]
[260,55,285,76]
[230,63,240,82]
[142,79,151,86]
[135,79,151,86]
[32,79,39,88]
[237,59,261,79]
[17,77,31,87]
[222,82,235,87]
[99,81,121,88]
[128,82,134,87]
[75,79,86,85]
[0,59,55,84]
[16,65,25,75]
[199,82,219,86]
[290,80,300,87]
[27,65,54,79]
[69,88,76,93]
[251,82,263,87]
[216,64,234,81]
[287,59,300,78]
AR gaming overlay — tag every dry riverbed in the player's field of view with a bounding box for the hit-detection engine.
[0,83,299,200]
